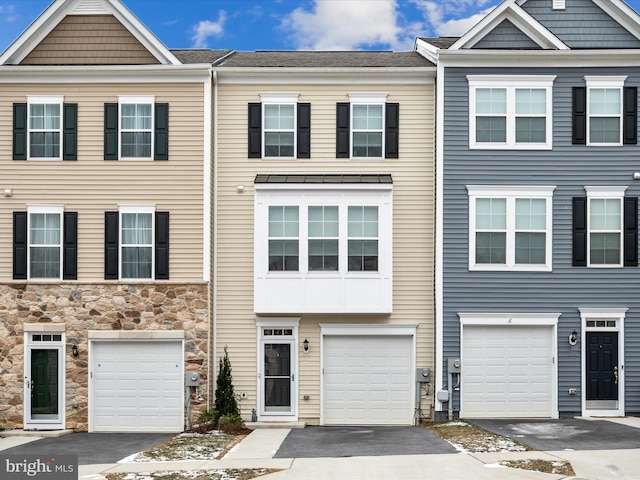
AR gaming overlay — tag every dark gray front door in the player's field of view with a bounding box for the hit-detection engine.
[586,332,618,401]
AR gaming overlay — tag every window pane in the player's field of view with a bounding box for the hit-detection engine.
[590,88,620,115]
[590,233,620,265]
[515,89,546,115]
[30,246,60,278]
[476,88,506,114]
[122,132,152,158]
[121,104,152,129]
[353,132,382,157]
[308,206,338,237]
[30,213,60,245]
[264,104,294,130]
[121,246,152,279]
[476,198,506,230]
[476,232,506,264]
[265,132,294,157]
[476,117,506,143]
[308,239,339,271]
[515,232,546,264]
[348,239,378,271]
[589,117,620,144]
[515,117,546,143]
[516,198,546,230]
[269,240,299,271]
[348,206,378,237]
[30,132,60,158]
[353,104,382,130]
[122,213,152,244]
[590,199,621,230]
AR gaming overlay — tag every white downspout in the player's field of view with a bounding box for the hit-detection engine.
[211,69,219,410]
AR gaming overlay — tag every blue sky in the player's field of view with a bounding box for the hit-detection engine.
[2,0,640,52]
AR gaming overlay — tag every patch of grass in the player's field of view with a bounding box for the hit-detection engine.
[132,432,244,462]
[500,459,575,476]
[426,421,531,453]
[105,468,280,480]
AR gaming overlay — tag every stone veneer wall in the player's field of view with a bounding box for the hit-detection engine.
[0,283,209,432]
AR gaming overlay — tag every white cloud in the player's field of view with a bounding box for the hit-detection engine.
[191,11,226,48]
[0,4,17,23]
[412,0,496,37]
[281,0,406,51]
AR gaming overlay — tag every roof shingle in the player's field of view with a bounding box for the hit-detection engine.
[216,51,433,68]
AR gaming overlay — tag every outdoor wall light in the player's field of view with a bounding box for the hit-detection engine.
[72,344,79,358]
[303,339,309,353]
[3,188,12,197]
[568,330,578,346]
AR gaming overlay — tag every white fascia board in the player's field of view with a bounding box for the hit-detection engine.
[0,64,212,83]
[0,0,181,66]
[592,0,640,42]
[214,68,435,85]
[414,38,439,65]
[451,0,567,51]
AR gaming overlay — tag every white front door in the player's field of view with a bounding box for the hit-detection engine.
[24,333,65,430]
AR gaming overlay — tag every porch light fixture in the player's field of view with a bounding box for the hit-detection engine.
[303,339,309,353]
[72,344,79,358]
[568,330,578,346]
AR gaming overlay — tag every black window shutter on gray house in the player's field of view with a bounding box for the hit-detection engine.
[572,87,587,145]
[104,211,119,279]
[624,196,638,266]
[13,103,27,160]
[155,212,170,280]
[104,103,119,160]
[248,103,262,158]
[624,87,638,145]
[63,103,78,160]
[154,103,169,160]
[385,103,399,159]
[13,212,27,279]
[63,212,78,280]
[297,103,311,158]
[336,102,350,158]
[572,197,587,266]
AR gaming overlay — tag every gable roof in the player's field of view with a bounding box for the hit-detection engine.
[0,0,181,65]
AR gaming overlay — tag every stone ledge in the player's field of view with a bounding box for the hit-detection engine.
[1,429,73,437]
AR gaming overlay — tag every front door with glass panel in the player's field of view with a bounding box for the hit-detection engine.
[24,333,65,430]
[260,330,296,418]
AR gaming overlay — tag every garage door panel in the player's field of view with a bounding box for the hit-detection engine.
[92,341,183,432]
[462,326,554,418]
[323,335,413,425]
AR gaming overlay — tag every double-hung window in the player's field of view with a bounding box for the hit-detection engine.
[120,208,154,279]
[468,186,555,271]
[28,97,62,159]
[468,76,555,149]
[248,93,310,159]
[308,206,338,271]
[586,77,625,145]
[268,206,299,271]
[352,103,383,158]
[348,206,379,271]
[28,206,63,279]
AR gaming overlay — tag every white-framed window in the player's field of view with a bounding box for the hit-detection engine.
[586,186,626,267]
[28,205,63,279]
[348,206,379,271]
[262,93,298,159]
[468,76,555,149]
[585,76,626,146]
[468,186,555,271]
[268,205,299,271]
[308,206,339,271]
[119,96,154,159]
[350,93,386,158]
[28,96,63,160]
[119,205,155,279]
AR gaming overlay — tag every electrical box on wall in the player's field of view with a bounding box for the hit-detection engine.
[448,358,461,373]
[186,372,200,386]
[416,368,430,382]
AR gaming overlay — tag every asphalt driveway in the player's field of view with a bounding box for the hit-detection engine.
[469,418,640,451]
[274,426,458,458]
[0,432,174,465]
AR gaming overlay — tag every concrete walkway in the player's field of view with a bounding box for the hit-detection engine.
[2,419,640,479]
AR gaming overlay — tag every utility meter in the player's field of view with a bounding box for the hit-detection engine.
[448,358,461,373]
[185,372,200,386]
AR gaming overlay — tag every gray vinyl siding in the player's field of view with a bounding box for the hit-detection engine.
[472,20,542,49]
[521,0,640,48]
[442,66,640,415]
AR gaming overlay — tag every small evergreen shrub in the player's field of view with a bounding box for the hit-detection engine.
[215,347,239,417]
[218,413,244,434]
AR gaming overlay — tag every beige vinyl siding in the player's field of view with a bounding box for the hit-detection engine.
[22,16,160,65]
[215,81,435,423]
[0,83,205,282]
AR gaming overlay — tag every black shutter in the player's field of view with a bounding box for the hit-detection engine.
[63,212,78,280]
[336,102,350,158]
[624,87,637,145]
[155,212,169,280]
[385,102,399,159]
[13,103,27,160]
[572,197,587,266]
[104,211,119,279]
[572,87,587,145]
[297,103,311,158]
[104,103,119,160]
[248,103,262,158]
[154,103,169,160]
[624,196,638,267]
[63,103,78,161]
[13,212,27,279]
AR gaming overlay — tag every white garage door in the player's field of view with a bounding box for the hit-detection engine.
[323,335,413,425]
[462,325,554,418]
[92,341,183,432]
